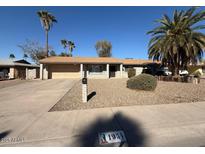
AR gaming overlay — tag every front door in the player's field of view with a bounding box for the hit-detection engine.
[110,65,116,77]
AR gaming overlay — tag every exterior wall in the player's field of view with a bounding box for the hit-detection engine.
[87,71,108,78]
[115,71,121,78]
[27,68,39,79]
[123,65,144,78]
[134,67,143,75]
[41,63,145,79]
[113,65,121,78]
[122,71,128,78]
[48,64,80,79]
[122,66,128,78]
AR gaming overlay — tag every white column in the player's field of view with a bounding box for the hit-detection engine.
[9,67,15,79]
[120,64,123,78]
[106,64,109,78]
[40,64,43,80]
[82,84,88,103]
[86,70,89,78]
[43,66,48,80]
[26,68,29,80]
[80,64,83,78]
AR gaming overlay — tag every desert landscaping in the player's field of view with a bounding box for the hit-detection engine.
[50,78,205,111]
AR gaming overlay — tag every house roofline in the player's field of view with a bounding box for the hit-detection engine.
[40,56,160,65]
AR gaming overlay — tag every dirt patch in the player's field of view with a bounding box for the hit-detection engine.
[50,79,205,111]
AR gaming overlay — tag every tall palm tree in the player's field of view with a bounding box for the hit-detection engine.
[147,7,205,76]
[9,53,15,59]
[61,39,75,57]
[68,41,75,57]
[61,39,67,49]
[37,10,57,57]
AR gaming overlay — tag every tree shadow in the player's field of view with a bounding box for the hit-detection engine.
[0,130,11,140]
[75,112,147,147]
[87,91,96,101]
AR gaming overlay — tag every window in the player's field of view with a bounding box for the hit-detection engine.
[89,65,104,72]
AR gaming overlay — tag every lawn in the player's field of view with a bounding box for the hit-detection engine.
[50,78,205,111]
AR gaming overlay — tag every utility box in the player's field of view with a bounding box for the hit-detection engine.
[82,77,88,103]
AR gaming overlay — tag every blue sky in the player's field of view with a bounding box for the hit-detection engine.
[0,6,205,63]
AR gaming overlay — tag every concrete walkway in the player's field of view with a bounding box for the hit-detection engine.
[1,93,205,146]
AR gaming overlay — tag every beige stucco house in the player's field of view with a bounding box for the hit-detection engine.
[39,56,159,79]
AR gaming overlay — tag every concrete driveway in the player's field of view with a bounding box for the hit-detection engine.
[0,79,78,144]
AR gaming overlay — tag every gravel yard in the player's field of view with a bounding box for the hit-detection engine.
[50,78,205,111]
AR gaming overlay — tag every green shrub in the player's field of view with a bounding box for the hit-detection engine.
[127,73,157,91]
[127,68,136,78]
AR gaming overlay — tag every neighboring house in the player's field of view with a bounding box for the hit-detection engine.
[0,59,40,80]
[39,56,160,79]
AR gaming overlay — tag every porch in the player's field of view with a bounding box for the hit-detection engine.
[80,63,123,79]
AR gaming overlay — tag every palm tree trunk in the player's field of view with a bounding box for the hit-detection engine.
[45,30,49,57]
[68,47,70,57]
[173,67,179,76]
[68,47,72,57]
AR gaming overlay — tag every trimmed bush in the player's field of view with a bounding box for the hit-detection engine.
[127,73,157,91]
[127,68,136,78]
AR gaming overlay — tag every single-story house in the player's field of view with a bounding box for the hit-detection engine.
[39,56,160,79]
[0,59,40,80]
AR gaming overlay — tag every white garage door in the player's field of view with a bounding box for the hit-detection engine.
[49,64,80,79]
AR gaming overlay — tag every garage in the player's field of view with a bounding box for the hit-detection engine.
[48,64,80,79]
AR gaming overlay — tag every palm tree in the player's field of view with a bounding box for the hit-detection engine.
[9,53,15,59]
[61,39,75,57]
[23,53,28,60]
[59,52,69,57]
[61,39,67,48]
[68,41,75,57]
[37,10,57,57]
[49,50,57,56]
[147,7,205,76]
[95,40,112,57]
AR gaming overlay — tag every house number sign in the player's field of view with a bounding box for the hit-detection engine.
[98,130,127,145]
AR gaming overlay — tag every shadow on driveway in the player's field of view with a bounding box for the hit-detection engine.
[75,112,147,147]
[0,130,11,140]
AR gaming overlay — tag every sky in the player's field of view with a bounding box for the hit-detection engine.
[0,6,205,63]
